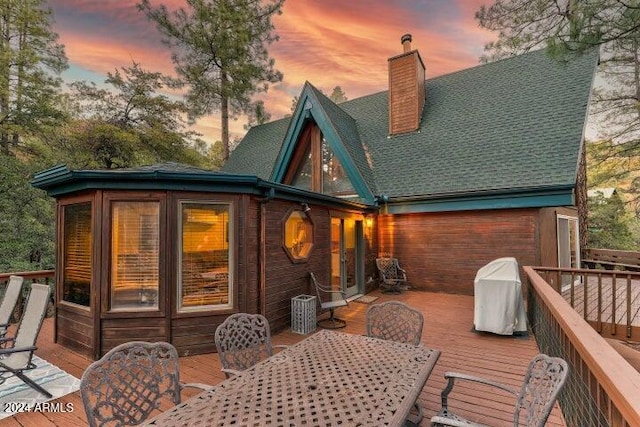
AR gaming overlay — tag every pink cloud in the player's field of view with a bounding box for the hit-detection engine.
[50,0,498,143]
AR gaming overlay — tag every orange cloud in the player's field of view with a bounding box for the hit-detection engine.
[50,0,497,144]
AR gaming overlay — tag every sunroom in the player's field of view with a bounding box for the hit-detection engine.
[32,163,378,359]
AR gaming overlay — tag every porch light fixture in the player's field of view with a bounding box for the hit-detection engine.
[301,203,311,213]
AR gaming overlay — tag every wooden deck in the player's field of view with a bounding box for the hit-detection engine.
[561,275,640,328]
[3,290,565,426]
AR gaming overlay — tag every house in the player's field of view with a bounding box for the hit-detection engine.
[32,35,598,359]
[225,35,598,291]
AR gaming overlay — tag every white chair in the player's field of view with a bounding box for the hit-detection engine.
[310,272,348,329]
[0,275,23,339]
[0,283,52,397]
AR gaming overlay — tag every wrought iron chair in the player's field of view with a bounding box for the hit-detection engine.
[376,257,407,294]
[0,283,52,397]
[431,354,569,427]
[366,301,424,345]
[215,313,287,378]
[366,301,424,425]
[310,272,348,329]
[81,341,211,427]
[0,275,23,339]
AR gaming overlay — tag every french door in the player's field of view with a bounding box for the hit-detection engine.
[330,217,363,298]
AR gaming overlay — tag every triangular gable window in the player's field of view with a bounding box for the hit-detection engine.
[284,122,357,199]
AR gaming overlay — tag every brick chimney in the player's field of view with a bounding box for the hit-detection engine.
[388,34,426,135]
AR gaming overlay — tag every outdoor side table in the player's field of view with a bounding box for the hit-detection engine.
[291,294,316,334]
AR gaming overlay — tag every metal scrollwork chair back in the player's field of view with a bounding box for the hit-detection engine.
[366,301,424,346]
[431,354,569,427]
[366,301,424,425]
[215,313,284,378]
[80,341,210,427]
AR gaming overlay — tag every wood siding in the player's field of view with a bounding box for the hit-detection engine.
[56,305,93,357]
[55,190,374,359]
[378,209,540,294]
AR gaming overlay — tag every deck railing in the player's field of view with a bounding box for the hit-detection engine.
[532,266,640,341]
[0,270,55,320]
[525,266,640,427]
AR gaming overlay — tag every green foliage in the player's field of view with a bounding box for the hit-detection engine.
[0,150,55,271]
[138,0,284,161]
[476,0,639,61]
[329,86,348,104]
[62,62,208,169]
[0,0,68,151]
[586,191,636,249]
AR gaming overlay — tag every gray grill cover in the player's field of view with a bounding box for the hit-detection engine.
[473,257,527,335]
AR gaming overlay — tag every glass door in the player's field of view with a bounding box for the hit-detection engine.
[557,215,580,291]
[331,217,363,298]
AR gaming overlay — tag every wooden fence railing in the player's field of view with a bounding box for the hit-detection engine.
[0,270,55,320]
[525,266,640,427]
[532,266,640,342]
[583,248,640,272]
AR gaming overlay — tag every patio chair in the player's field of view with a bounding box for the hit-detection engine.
[80,341,211,427]
[376,257,407,294]
[366,301,424,425]
[215,313,287,378]
[310,272,348,329]
[366,301,424,345]
[0,283,52,398]
[431,354,569,427]
[0,275,24,339]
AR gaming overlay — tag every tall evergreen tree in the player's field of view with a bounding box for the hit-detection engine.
[138,0,284,162]
[0,0,67,152]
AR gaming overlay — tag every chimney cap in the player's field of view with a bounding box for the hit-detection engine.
[401,34,412,44]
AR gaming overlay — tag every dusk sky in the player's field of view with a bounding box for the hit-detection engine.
[48,0,498,145]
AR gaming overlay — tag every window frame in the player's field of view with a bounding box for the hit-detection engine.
[58,196,94,311]
[283,122,357,199]
[102,191,166,317]
[176,200,235,313]
[282,207,315,263]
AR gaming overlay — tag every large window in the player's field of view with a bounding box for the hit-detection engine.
[110,201,159,311]
[62,203,92,307]
[284,123,357,199]
[178,202,232,312]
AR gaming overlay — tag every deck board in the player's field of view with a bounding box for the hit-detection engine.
[562,275,640,328]
[5,290,564,426]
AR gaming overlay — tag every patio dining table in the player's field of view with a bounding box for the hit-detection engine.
[144,329,441,426]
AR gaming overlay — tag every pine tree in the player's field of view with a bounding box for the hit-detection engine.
[0,0,67,152]
[138,0,284,162]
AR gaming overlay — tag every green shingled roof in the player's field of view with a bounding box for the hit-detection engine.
[224,48,598,204]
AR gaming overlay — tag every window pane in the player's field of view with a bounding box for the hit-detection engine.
[63,203,92,306]
[179,203,231,311]
[110,201,159,310]
[284,211,313,260]
[290,143,312,190]
[321,137,357,197]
